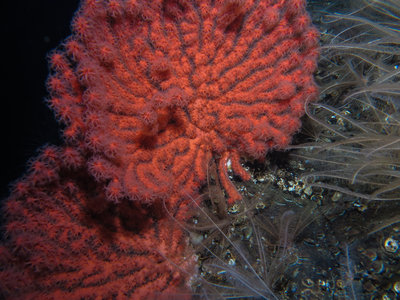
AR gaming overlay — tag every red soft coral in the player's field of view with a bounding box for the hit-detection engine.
[48,0,319,205]
[1,0,319,298]
[0,147,194,299]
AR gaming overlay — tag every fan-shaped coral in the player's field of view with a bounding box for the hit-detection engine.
[48,0,319,206]
[0,146,194,299]
[1,0,319,298]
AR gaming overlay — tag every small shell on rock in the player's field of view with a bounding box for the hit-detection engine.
[383,237,399,253]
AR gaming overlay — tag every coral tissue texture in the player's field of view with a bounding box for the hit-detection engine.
[0,147,194,299]
[48,0,319,205]
[0,0,319,299]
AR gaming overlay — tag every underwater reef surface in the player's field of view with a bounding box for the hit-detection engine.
[190,0,400,298]
[1,0,400,299]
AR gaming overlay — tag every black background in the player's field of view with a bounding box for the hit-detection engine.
[0,1,80,200]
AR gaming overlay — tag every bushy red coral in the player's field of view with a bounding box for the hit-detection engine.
[0,147,194,299]
[48,0,319,205]
[1,0,319,298]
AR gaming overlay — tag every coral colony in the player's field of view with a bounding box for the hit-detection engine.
[0,0,318,299]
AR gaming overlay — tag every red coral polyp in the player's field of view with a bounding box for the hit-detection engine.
[48,0,319,205]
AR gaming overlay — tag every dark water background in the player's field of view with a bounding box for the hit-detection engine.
[0,1,79,200]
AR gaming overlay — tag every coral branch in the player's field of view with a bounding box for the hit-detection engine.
[1,0,319,298]
[46,0,319,205]
[0,147,194,299]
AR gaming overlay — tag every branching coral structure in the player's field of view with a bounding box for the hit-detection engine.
[48,0,319,206]
[0,146,195,299]
[0,0,319,298]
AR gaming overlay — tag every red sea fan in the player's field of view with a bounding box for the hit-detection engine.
[48,0,319,206]
[1,0,319,298]
[0,147,195,299]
